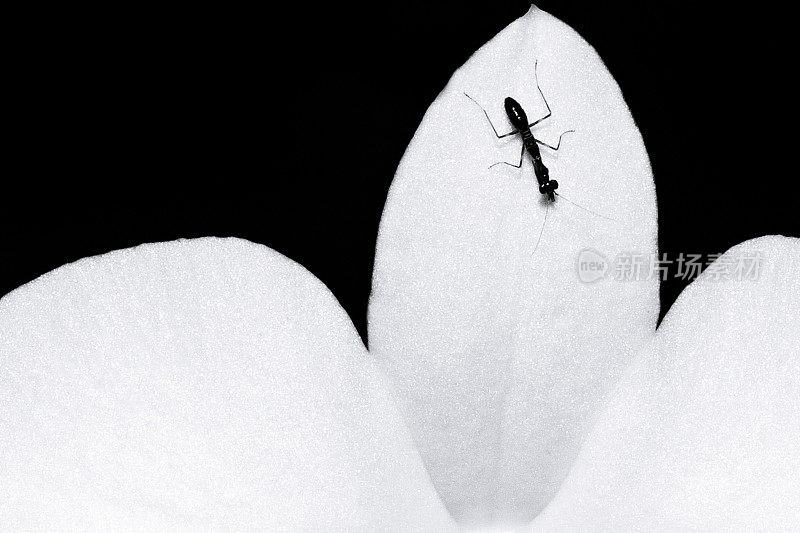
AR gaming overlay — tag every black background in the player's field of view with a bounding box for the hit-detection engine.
[5,2,797,343]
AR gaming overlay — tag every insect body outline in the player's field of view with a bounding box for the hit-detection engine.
[464,60,574,203]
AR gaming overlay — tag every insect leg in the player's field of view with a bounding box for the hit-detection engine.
[529,60,552,127]
[464,93,520,139]
[489,143,526,170]
[536,130,575,151]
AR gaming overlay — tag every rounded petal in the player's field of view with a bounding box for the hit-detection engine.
[534,236,800,530]
[0,238,453,530]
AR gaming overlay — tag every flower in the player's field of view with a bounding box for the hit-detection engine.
[1,6,798,531]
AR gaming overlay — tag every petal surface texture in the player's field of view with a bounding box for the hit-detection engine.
[0,238,454,531]
[368,5,658,526]
[532,236,800,531]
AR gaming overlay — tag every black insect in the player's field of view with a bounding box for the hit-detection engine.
[464,61,574,203]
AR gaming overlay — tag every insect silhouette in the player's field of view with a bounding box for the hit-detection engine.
[464,61,615,254]
[464,61,574,203]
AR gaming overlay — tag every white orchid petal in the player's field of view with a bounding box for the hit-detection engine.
[533,236,800,530]
[0,238,454,530]
[369,6,658,525]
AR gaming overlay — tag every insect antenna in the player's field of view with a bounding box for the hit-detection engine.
[531,203,550,257]
[554,192,618,223]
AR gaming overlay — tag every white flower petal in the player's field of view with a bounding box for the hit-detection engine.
[368,5,658,525]
[533,236,800,531]
[0,237,454,530]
